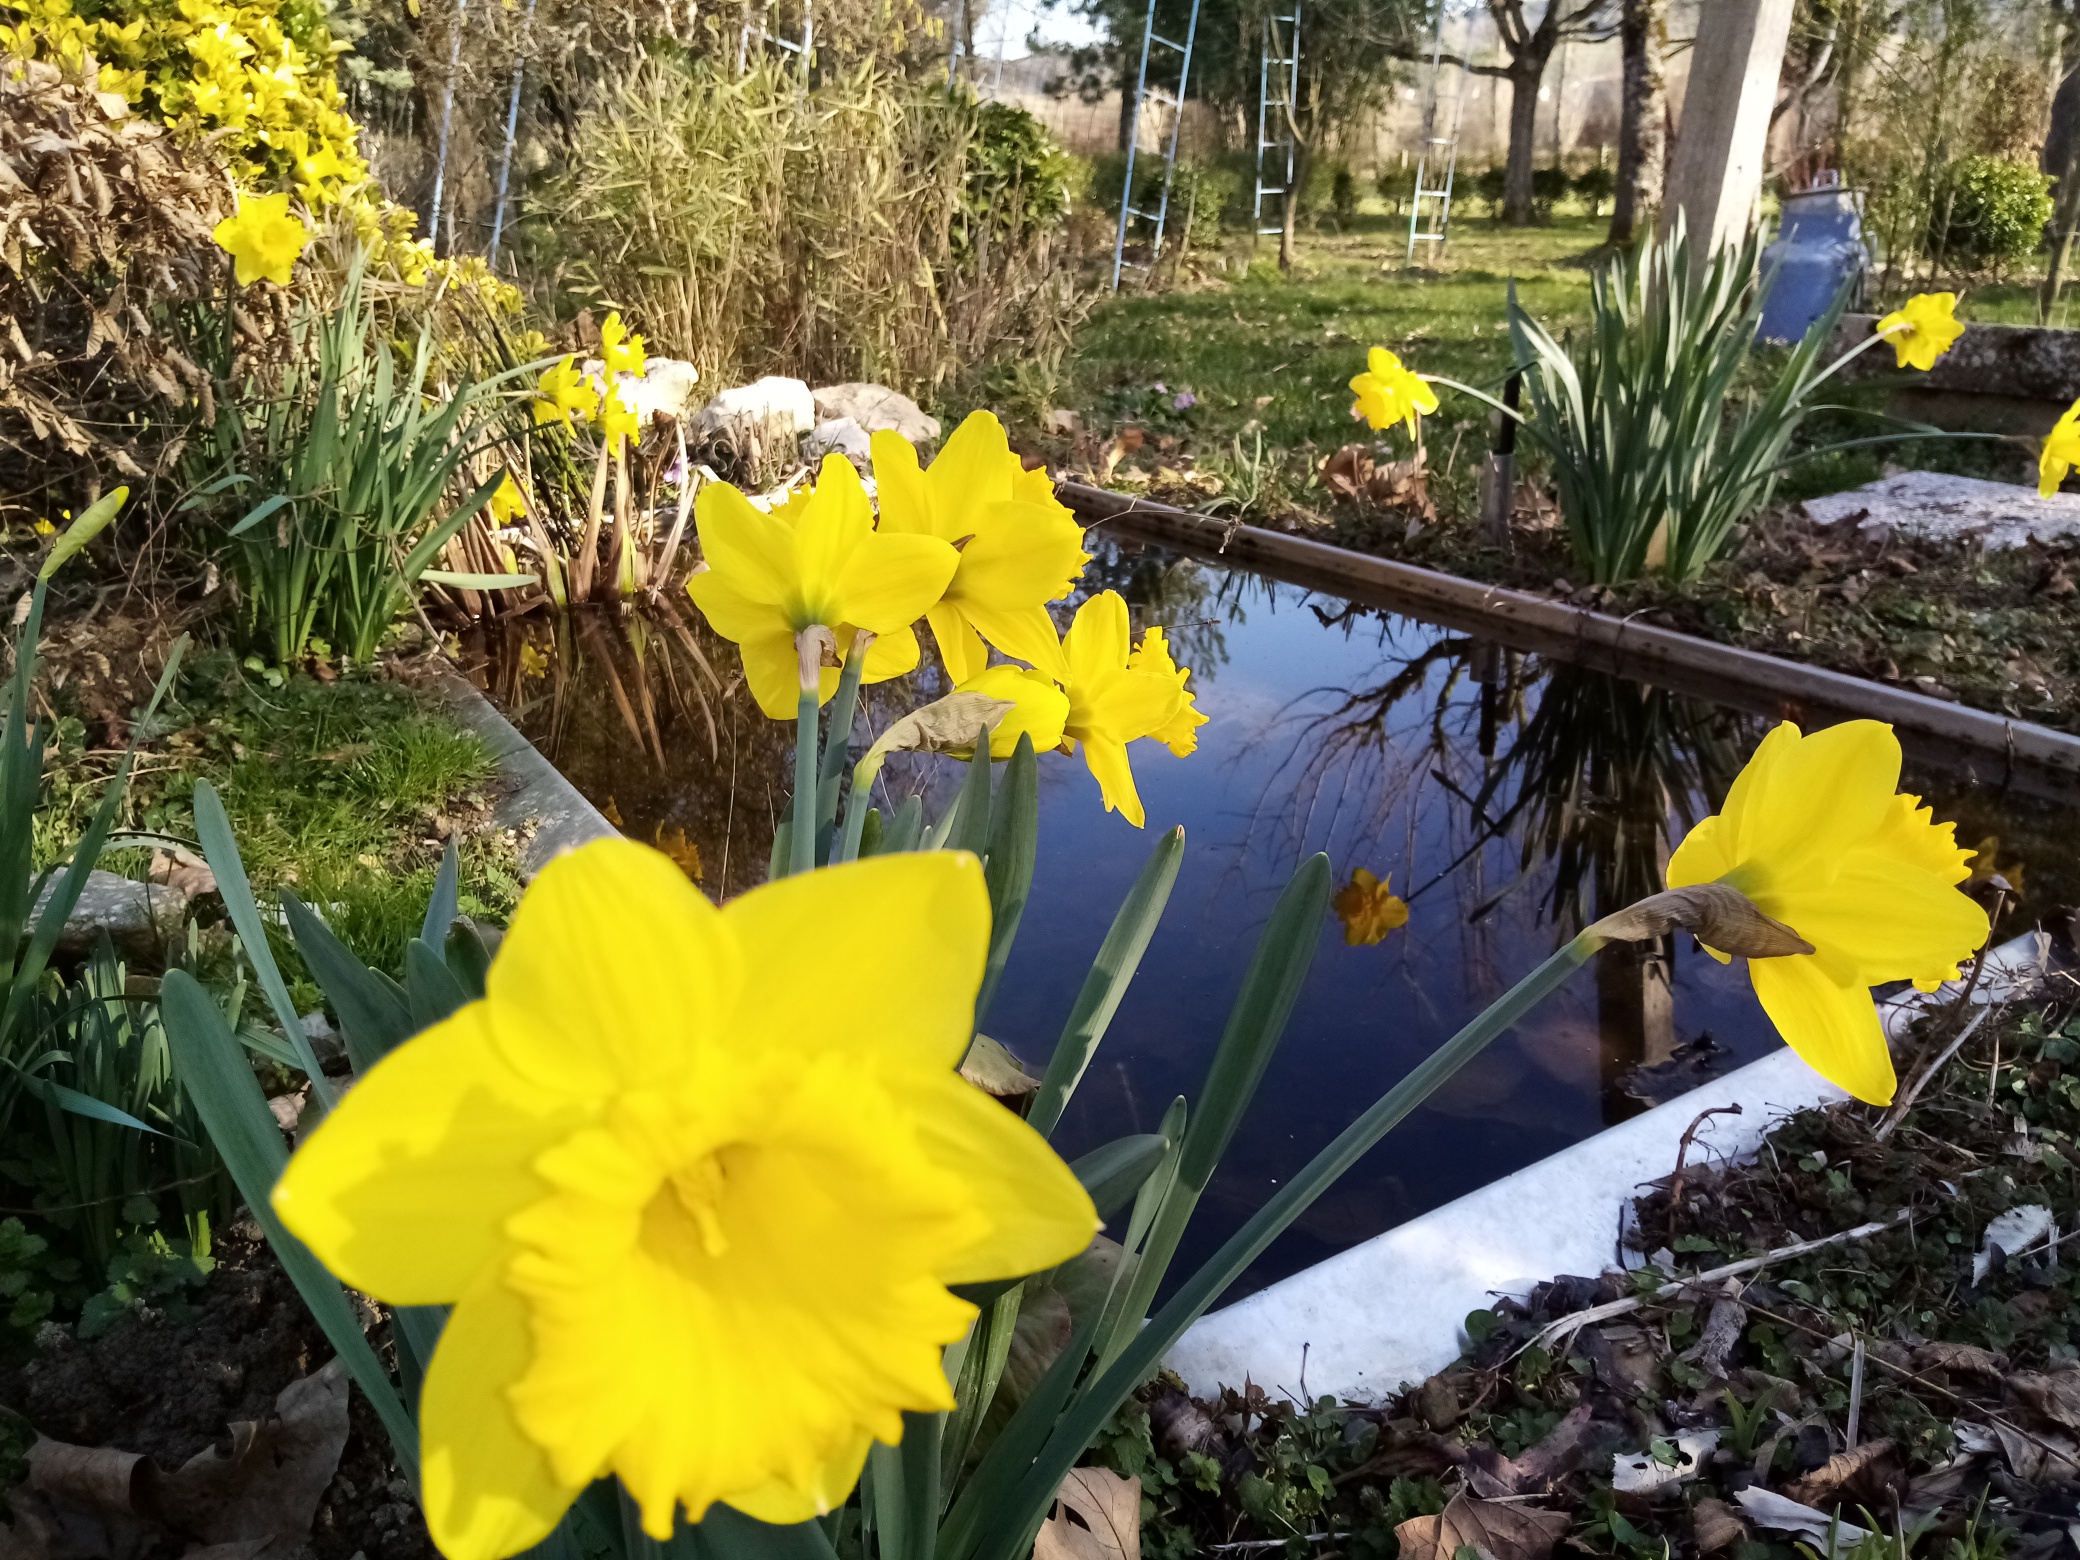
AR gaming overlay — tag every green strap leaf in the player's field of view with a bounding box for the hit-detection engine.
[1026,828,1184,1140]
[421,837,461,946]
[281,890,415,1074]
[405,938,469,1030]
[1067,1134,1169,1221]
[975,735,1036,1027]
[38,487,127,579]
[159,970,417,1462]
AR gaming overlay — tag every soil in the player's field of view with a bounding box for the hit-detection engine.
[0,1220,433,1560]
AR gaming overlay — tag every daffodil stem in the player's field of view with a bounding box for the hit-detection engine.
[818,632,873,848]
[837,754,886,866]
[981,928,1608,1560]
[791,686,820,878]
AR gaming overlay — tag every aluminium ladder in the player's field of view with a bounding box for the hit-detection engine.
[737,0,812,77]
[1404,2,1470,265]
[1253,4,1301,239]
[1108,0,1203,291]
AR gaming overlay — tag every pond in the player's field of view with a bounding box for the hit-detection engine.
[461,525,2076,1303]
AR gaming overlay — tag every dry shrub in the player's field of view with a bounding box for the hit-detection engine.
[0,56,232,518]
[526,57,1084,397]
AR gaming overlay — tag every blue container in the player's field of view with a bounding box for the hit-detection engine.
[1759,178,1870,344]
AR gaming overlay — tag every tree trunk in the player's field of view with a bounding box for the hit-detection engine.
[2046,4,2080,194]
[1502,61,1543,223]
[1281,131,1313,272]
[1607,0,1666,245]
[1117,63,1137,152]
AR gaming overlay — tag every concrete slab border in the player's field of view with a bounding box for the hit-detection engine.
[431,667,618,879]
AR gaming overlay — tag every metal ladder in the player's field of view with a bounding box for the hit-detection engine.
[737,0,812,76]
[1404,2,1469,265]
[1253,4,1301,240]
[1108,0,1203,291]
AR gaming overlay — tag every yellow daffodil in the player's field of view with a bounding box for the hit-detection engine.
[274,840,1097,1560]
[600,311,648,381]
[32,519,56,538]
[2040,398,2080,498]
[1666,719,1988,1106]
[687,455,958,718]
[534,356,598,428]
[872,413,1090,684]
[489,474,527,526]
[955,664,1071,757]
[1332,869,1408,946]
[1056,591,1197,829]
[1349,346,1438,440]
[1126,626,1208,757]
[598,383,642,456]
[211,190,308,286]
[1874,292,1965,372]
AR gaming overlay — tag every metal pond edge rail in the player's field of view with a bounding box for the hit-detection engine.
[1055,481,2080,802]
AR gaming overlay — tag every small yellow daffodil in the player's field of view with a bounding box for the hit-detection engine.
[1126,626,1208,757]
[599,311,648,381]
[598,383,642,456]
[872,413,1090,684]
[2040,398,2080,498]
[32,518,57,538]
[1874,292,1965,372]
[534,356,599,428]
[687,455,958,718]
[273,840,1097,1560]
[955,664,1071,757]
[1349,346,1438,440]
[1056,591,1199,829]
[211,190,309,286]
[1332,869,1409,946]
[1666,719,1988,1105]
[489,474,528,526]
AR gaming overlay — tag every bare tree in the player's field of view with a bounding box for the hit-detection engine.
[2044,0,2080,315]
[1489,1,1615,222]
[1606,0,1665,244]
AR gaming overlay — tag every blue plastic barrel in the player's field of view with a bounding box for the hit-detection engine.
[1759,177,1870,344]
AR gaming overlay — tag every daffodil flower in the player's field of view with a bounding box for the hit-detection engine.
[2041,398,2080,498]
[273,840,1097,1560]
[533,356,598,428]
[1332,869,1408,946]
[1666,719,1989,1105]
[211,190,309,286]
[1349,346,1438,440]
[872,412,1090,683]
[489,474,527,526]
[598,382,641,456]
[600,311,648,381]
[1874,292,1965,372]
[955,664,1070,757]
[1057,590,1198,828]
[687,455,958,718]
[1126,626,1208,757]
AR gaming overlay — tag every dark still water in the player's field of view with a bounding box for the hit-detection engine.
[460,533,2074,1302]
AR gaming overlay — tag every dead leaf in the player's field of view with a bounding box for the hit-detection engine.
[1734,1487,1871,1545]
[146,845,214,899]
[1784,1438,1903,1510]
[1992,1420,2080,1485]
[1099,429,1144,484]
[1033,1468,1139,1560]
[1393,1492,1570,1560]
[1911,1341,2005,1380]
[860,691,1013,768]
[960,1034,1040,1100]
[2009,1369,2080,1433]
[1692,1498,1748,1554]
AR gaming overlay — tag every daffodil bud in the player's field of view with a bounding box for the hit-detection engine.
[1586,882,1813,959]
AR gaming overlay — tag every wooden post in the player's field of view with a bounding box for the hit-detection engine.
[1659,0,1795,255]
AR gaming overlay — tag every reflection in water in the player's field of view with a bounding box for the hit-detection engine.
[466,534,2051,1301]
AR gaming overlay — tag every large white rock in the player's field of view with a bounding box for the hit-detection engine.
[699,377,818,440]
[812,383,940,444]
[1802,470,2080,550]
[581,357,703,424]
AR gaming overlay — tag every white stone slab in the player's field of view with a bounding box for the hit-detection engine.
[1164,1045,1845,1405]
[1802,470,2080,550]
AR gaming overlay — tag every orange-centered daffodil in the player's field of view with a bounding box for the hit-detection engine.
[1056,591,1201,828]
[2040,398,2080,498]
[688,455,957,718]
[1665,719,1988,1106]
[212,191,311,287]
[1349,346,1438,440]
[872,412,1090,684]
[1874,292,1966,372]
[273,841,1098,1560]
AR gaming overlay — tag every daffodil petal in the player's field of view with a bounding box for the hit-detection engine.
[1762,847,1989,987]
[870,431,937,537]
[421,1265,585,1560]
[490,839,744,1096]
[954,503,1089,610]
[793,456,876,609]
[686,568,782,648]
[1065,591,1132,681]
[926,600,991,685]
[271,1004,582,1305]
[721,1432,875,1525]
[924,412,1018,516]
[1087,669,1188,744]
[694,484,796,606]
[1079,737,1146,828]
[1665,813,1734,889]
[1748,954,1895,1106]
[903,1071,1099,1283]
[836,530,959,636]
[723,853,990,1069]
[1719,720,1901,876]
[857,623,922,684]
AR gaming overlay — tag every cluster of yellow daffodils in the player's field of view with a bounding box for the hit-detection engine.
[1349,347,1439,441]
[687,411,1207,827]
[1,0,367,204]
[275,839,1098,1560]
[1873,291,1966,373]
[1666,718,1987,1106]
[2040,399,2080,498]
[531,313,649,453]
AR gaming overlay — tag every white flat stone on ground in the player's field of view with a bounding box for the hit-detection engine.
[1801,470,2080,549]
[1165,1046,1845,1406]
